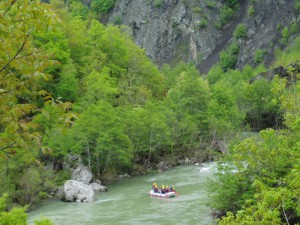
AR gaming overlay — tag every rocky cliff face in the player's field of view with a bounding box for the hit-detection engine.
[108,0,300,73]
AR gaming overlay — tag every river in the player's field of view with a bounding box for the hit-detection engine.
[28,162,216,225]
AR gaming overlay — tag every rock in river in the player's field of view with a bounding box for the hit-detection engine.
[71,164,92,185]
[62,180,95,203]
[90,183,107,192]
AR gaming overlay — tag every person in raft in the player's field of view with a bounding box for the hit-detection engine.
[160,185,166,194]
[151,184,176,193]
[170,186,176,192]
[152,183,157,190]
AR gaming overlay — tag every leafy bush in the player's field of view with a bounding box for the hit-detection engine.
[233,23,247,39]
[295,0,300,11]
[247,4,255,16]
[192,6,202,14]
[154,0,162,8]
[220,6,235,25]
[91,0,116,13]
[228,41,240,55]
[197,19,208,29]
[34,218,53,225]
[254,49,267,64]
[219,49,238,71]
[206,0,217,9]
[219,41,240,71]
[280,27,290,46]
[290,22,299,35]
[113,15,122,25]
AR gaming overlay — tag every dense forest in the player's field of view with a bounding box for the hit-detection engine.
[1,0,300,224]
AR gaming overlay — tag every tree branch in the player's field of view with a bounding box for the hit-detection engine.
[0,33,30,74]
[0,141,16,151]
[4,0,17,14]
[282,201,290,225]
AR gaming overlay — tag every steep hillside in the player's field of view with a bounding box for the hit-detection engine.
[108,0,300,73]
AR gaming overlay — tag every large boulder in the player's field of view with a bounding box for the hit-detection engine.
[71,164,92,185]
[90,183,107,192]
[62,180,95,203]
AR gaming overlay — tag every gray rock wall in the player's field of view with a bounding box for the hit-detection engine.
[108,0,300,73]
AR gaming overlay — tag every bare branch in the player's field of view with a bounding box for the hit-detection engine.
[0,141,16,151]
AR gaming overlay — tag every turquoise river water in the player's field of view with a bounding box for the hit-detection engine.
[28,162,216,225]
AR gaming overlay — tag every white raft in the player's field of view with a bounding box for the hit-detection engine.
[149,189,177,198]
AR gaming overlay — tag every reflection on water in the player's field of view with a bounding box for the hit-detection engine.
[28,162,216,225]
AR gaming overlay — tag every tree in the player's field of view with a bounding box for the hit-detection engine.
[0,0,59,158]
[164,65,211,156]
[123,101,174,165]
[71,101,132,176]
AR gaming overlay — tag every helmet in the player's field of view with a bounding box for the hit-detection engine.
[166,186,169,188]
[153,182,156,185]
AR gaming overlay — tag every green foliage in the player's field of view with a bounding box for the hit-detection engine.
[71,101,133,174]
[280,27,290,46]
[276,22,282,31]
[228,41,240,55]
[219,49,238,72]
[275,36,300,67]
[113,15,122,25]
[208,82,244,141]
[164,64,212,154]
[34,218,53,225]
[68,1,89,19]
[209,38,300,224]
[197,19,208,29]
[192,6,202,14]
[219,41,240,72]
[206,65,224,85]
[254,49,267,64]
[91,0,116,13]
[289,22,299,35]
[154,0,163,8]
[247,4,255,16]
[233,23,247,39]
[205,0,217,9]
[220,6,235,25]
[0,194,53,225]
[55,62,79,102]
[0,194,27,225]
[295,0,300,11]
[0,0,59,159]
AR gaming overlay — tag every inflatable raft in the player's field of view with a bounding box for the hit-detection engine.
[149,190,177,198]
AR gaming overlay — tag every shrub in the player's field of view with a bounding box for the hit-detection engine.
[276,23,282,31]
[192,6,202,14]
[197,19,208,29]
[91,0,116,13]
[206,0,217,9]
[154,0,162,8]
[254,49,267,64]
[280,27,290,46]
[247,4,255,16]
[295,0,300,11]
[220,6,235,25]
[290,22,299,35]
[229,41,240,55]
[219,50,238,71]
[113,15,122,25]
[233,23,247,39]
